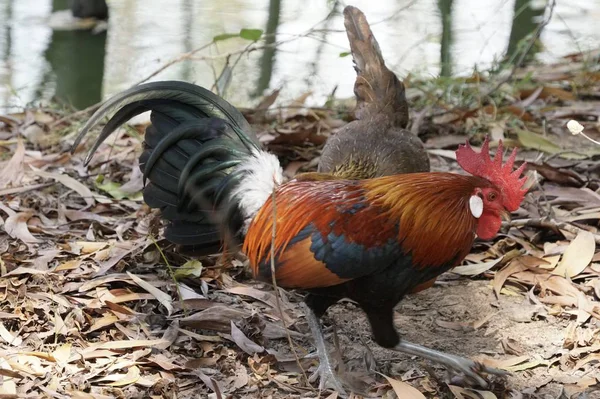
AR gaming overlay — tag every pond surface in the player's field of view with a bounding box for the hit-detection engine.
[0,0,599,111]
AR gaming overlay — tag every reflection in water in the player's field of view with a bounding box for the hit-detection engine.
[42,29,106,109]
[438,0,453,77]
[254,0,281,97]
[0,0,599,111]
[505,0,545,65]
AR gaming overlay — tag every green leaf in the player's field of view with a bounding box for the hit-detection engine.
[213,33,240,42]
[516,129,600,159]
[339,51,351,58]
[239,28,263,41]
[94,176,142,201]
[516,129,561,154]
[174,260,203,279]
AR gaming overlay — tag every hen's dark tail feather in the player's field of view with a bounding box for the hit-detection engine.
[343,6,409,127]
[72,81,260,254]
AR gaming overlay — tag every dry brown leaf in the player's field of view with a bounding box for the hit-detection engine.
[146,354,184,371]
[54,258,82,272]
[83,339,169,352]
[53,310,68,336]
[77,273,134,292]
[436,319,472,331]
[540,255,561,270]
[2,209,39,244]
[225,285,281,309]
[180,305,248,332]
[0,323,23,346]
[2,266,48,276]
[104,365,141,386]
[177,328,222,343]
[31,167,95,207]
[493,260,527,298]
[230,321,264,355]
[573,353,600,370]
[89,314,120,332]
[0,137,25,188]
[380,373,425,399]
[563,321,578,348]
[453,256,503,276]
[51,343,72,365]
[155,320,180,350]
[74,241,109,254]
[479,355,529,370]
[553,230,595,278]
[473,312,497,330]
[0,379,17,397]
[448,385,497,399]
[127,271,173,316]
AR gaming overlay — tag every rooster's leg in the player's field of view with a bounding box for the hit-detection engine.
[301,302,347,395]
[392,340,509,387]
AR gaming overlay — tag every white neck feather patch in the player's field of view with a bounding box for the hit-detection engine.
[469,195,483,218]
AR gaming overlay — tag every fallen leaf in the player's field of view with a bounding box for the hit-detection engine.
[105,365,141,386]
[493,260,527,298]
[89,314,120,332]
[0,137,25,188]
[574,353,600,370]
[448,385,497,399]
[51,343,72,365]
[173,259,203,279]
[127,272,173,316]
[74,241,109,254]
[83,339,169,352]
[0,323,23,346]
[31,167,95,207]
[516,129,561,154]
[1,207,39,244]
[54,258,82,272]
[380,373,425,399]
[553,230,595,278]
[230,321,264,355]
[453,256,503,276]
[478,355,529,370]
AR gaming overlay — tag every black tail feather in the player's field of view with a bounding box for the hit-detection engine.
[73,81,262,254]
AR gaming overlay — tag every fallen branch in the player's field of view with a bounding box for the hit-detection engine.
[505,217,600,244]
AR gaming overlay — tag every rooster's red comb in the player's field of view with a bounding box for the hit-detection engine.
[456,136,528,211]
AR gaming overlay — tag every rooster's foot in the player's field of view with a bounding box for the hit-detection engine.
[302,303,347,395]
[393,340,509,388]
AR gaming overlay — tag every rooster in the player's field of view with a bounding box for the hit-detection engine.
[73,81,527,393]
[319,6,429,179]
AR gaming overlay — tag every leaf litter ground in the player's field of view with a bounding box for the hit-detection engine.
[1,50,600,399]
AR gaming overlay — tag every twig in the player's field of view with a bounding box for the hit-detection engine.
[49,102,102,129]
[269,182,311,387]
[505,217,600,244]
[431,0,557,118]
[0,182,56,197]
[149,235,188,317]
[478,0,557,100]
[135,42,214,86]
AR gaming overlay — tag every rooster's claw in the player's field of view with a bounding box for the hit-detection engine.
[393,340,510,388]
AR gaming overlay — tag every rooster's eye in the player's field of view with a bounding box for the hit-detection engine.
[487,192,497,201]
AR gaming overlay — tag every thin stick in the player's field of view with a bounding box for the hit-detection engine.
[480,0,557,99]
[505,217,600,244]
[431,0,557,118]
[269,181,311,387]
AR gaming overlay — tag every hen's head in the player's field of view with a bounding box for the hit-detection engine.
[456,137,528,239]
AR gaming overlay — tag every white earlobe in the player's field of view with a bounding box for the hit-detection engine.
[469,195,483,218]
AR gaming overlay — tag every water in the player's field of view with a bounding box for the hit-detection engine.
[0,0,598,111]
